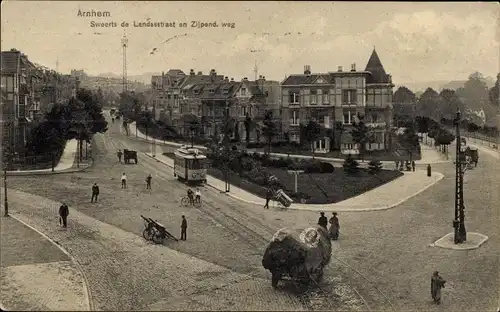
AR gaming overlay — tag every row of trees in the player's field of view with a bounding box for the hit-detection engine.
[26,88,108,161]
[394,72,499,137]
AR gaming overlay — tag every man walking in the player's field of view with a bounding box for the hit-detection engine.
[411,160,416,172]
[264,188,273,209]
[59,203,69,228]
[146,174,152,190]
[91,183,100,203]
[180,215,188,241]
[431,271,446,305]
[121,172,127,189]
[117,149,123,163]
[317,212,328,230]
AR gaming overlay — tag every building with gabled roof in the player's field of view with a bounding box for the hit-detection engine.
[281,49,394,154]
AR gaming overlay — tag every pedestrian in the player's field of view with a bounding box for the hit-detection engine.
[328,212,340,240]
[121,172,127,189]
[180,215,188,240]
[411,160,416,172]
[431,271,446,304]
[395,160,399,170]
[264,188,273,209]
[317,212,328,230]
[91,182,99,203]
[59,203,69,228]
[146,174,152,190]
[112,117,115,124]
[195,188,201,203]
[117,149,123,163]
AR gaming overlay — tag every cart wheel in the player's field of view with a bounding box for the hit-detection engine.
[152,234,165,244]
[181,197,190,207]
[193,199,202,208]
[142,228,153,241]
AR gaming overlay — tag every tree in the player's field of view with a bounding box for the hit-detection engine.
[351,117,372,161]
[76,88,108,134]
[394,86,417,104]
[398,127,420,161]
[489,74,499,108]
[333,121,345,150]
[367,160,383,175]
[303,120,322,158]
[343,154,359,175]
[393,86,417,121]
[261,111,278,154]
[183,114,200,147]
[416,88,440,120]
[244,114,253,143]
[439,89,464,121]
[434,130,455,159]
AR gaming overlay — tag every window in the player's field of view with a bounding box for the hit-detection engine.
[322,89,329,104]
[289,91,299,104]
[323,116,330,128]
[240,106,247,117]
[310,90,317,104]
[6,76,13,92]
[342,89,357,104]
[0,76,6,92]
[209,89,215,94]
[343,111,355,124]
[371,114,378,123]
[315,139,326,150]
[291,133,299,142]
[291,110,299,125]
[343,143,354,150]
[240,88,247,96]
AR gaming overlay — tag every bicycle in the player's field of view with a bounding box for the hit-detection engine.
[181,196,202,208]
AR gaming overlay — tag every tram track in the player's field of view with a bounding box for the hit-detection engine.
[109,124,396,311]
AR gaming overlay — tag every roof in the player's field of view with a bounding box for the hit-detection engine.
[166,69,185,76]
[179,74,224,88]
[365,49,389,84]
[281,74,334,86]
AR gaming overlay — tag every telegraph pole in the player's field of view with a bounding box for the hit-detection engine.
[121,32,128,93]
[453,109,467,243]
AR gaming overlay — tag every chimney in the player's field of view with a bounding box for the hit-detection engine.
[224,76,229,82]
[210,69,217,82]
[338,66,343,72]
[351,63,356,71]
[242,77,248,82]
[190,69,195,76]
[197,71,202,75]
[304,65,311,75]
[387,74,392,83]
[162,71,165,76]
[230,78,234,82]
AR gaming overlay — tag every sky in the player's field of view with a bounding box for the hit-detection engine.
[1,1,499,85]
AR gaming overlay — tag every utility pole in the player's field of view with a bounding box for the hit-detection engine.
[253,61,258,81]
[224,99,230,193]
[453,109,467,244]
[121,32,128,93]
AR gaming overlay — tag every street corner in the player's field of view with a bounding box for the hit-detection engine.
[1,260,88,311]
[429,232,489,250]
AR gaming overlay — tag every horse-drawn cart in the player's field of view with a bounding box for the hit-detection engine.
[141,215,178,244]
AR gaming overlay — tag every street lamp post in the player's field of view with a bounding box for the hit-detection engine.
[224,100,230,193]
[453,109,467,244]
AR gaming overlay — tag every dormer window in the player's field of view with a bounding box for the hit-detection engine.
[240,88,247,95]
[193,89,200,95]
[209,89,215,94]
[222,89,229,94]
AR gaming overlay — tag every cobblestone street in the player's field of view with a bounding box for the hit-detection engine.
[4,119,499,311]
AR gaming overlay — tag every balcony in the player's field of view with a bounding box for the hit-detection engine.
[289,119,300,126]
[341,102,357,107]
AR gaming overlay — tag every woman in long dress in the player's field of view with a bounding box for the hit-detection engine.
[328,212,340,240]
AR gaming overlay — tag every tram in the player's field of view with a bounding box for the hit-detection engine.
[173,146,208,184]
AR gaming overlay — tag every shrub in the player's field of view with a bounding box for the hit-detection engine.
[367,160,383,175]
[304,161,335,174]
[343,154,360,175]
[239,157,256,172]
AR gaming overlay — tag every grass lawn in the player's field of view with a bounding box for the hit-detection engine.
[163,152,403,204]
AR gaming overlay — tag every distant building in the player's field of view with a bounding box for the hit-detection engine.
[281,48,394,154]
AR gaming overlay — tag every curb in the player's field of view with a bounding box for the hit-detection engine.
[4,213,95,311]
[144,152,446,212]
[3,164,92,177]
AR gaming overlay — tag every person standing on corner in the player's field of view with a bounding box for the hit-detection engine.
[91,182,100,203]
[121,172,127,189]
[180,215,188,241]
[431,271,446,305]
[146,174,152,190]
[59,203,69,228]
[329,212,340,240]
[318,212,328,230]
[411,160,416,172]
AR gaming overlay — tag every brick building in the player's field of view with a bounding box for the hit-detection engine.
[281,48,394,154]
[1,50,79,158]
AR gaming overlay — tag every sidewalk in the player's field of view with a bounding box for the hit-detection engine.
[127,122,207,150]
[145,147,445,212]
[128,121,448,165]
[4,139,85,176]
[0,214,89,311]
